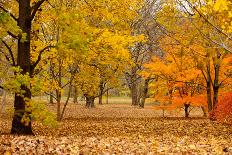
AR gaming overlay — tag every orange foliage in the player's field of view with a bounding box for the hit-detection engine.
[211,92,232,124]
[172,96,207,108]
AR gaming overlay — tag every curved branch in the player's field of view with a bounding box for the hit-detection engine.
[1,40,16,66]
[31,45,56,70]
[30,0,46,21]
[7,31,18,39]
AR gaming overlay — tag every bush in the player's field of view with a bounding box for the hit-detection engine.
[211,92,232,124]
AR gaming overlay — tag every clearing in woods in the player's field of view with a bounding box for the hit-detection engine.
[1,103,232,154]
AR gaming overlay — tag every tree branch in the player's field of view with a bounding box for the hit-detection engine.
[30,0,46,21]
[31,45,55,70]
[7,31,18,39]
[1,40,16,66]
[184,0,232,41]
[0,5,18,22]
[219,76,230,87]
[44,92,57,101]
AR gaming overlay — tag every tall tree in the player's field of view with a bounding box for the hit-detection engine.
[1,0,49,135]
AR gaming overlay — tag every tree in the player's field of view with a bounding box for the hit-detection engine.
[0,0,57,135]
[147,1,232,117]
[125,0,164,107]
[69,0,145,108]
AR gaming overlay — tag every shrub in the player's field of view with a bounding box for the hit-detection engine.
[211,92,232,124]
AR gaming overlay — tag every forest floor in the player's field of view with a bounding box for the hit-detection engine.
[0,103,232,154]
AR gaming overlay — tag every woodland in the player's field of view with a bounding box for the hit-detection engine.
[0,0,232,154]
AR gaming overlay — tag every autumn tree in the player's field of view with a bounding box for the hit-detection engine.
[66,0,145,108]
[125,0,164,107]
[174,0,232,111]
[0,0,56,135]
[144,0,232,118]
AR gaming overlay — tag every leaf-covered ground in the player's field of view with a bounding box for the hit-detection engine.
[1,104,232,154]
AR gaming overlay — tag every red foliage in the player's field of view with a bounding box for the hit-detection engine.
[211,92,232,124]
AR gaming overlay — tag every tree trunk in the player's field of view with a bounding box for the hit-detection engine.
[184,103,190,118]
[98,81,104,105]
[49,93,54,104]
[106,89,109,104]
[73,86,78,103]
[56,57,62,121]
[201,106,207,117]
[56,90,61,121]
[131,85,138,106]
[213,64,220,110]
[206,62,213,112]
[139,78,150,108]
[131,67,138,106]
[60,82,72,120]
[137,88,141,106]
[99,94,103,105]
[85,94,95,108]
[11,87,34,135]
[11,0,34,135]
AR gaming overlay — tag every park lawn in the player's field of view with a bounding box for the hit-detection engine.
[0,103,232,154]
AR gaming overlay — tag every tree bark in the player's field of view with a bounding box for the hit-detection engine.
[11,0,34,135]
[73,86,78,104]
[184,103,190,118]
[56,89,61,121]
[213,63,220,109]
[131,67,138,106]
[98,81,104,105]
[206,61,213,112]
[60,82,72,120]
[56,57,62,121]
[139,78,150,108]
[98,94,103,105]
[85,94,95,108]
[49,93,54,104]
[131,84,138,106]
[106,89,109,104]
[201,106,207,117]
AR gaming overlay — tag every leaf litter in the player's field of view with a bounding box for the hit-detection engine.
[1,104,232,154]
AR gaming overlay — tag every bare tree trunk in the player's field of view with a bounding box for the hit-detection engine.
[60,82,72,120]
[137,88,141,106]
[201,106,207,117]
[106,89,109,104]
[131,67,138,106]
[139,78,150,108]
[206,61,213,112]
[98,81,104,105]
[99,94,103,105]
[85,94,95,108]
[50,93,54,104]
[184,103,190,118]
[11,0,34,135]
[73,86,78,103]
[56,90,61,121]
[56,59,62,121]
[213,63,220,109]
[131,85,138,106]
